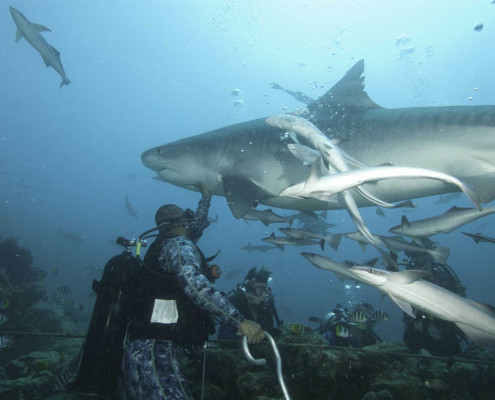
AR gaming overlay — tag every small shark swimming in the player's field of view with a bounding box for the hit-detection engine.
[142,60,495,219]
[301,252,495,345]
[9,6,70,87]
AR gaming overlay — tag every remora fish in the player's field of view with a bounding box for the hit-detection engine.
[279,162,481,210]
[389,206,495,237]
[279,227,342,251]
[242,208,292,226]
[344,231,450,263]
[263,233,324,251]
[301,252,495,344]
[240,243,277,253]
[461,231,495,244]
[141,60,495,218]
[9,6,70,87]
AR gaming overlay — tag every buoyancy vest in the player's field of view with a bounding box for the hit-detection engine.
[127,236,215,345]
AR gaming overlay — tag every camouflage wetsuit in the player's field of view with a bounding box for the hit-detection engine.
[119,196,244,399]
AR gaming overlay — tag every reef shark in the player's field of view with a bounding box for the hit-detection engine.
[301,252,495,345]
[142,60,495,219]
[9,6,70,87]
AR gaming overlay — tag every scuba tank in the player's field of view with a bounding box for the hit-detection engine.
[75,237,146,395]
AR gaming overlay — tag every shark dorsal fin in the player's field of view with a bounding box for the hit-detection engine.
[466,299,495,317]
[401,215,410,228]
[310,60,383,111]
[307,157,324,183]
[389,269,430,285]
[32,23,51,32]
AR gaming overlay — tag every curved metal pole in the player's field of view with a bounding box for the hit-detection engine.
[242,331,291,400]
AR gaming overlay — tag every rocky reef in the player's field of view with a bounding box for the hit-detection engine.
[183,326,495,400]
[0,237,84,400]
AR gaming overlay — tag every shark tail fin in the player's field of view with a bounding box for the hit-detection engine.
[60,78,71,88]
[430,246,450,264]
[324,233,342,251]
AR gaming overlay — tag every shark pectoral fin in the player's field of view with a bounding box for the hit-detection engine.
[455,322,495,345]
[466,299,495,316]
[222,175,269,219]
[31,23,52,32]
[49,44,61,57]
[15,28,23,43]
[388,295,415,318]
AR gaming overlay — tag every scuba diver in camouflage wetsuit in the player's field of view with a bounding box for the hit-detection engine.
[118,183,264,399]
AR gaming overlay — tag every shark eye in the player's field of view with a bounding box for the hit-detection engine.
[157,148,163,155]
[368,268,373,273]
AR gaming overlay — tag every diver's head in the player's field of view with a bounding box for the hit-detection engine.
[243,267,272,306]
[155,204,196,238]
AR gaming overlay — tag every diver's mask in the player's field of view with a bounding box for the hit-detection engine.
[157,208,209,241]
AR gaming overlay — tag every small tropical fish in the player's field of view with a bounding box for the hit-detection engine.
[31,359,50,371]
[0,336,11,349]
[289,323,307,334]
[423,378,450,391]
[0,298,9,310]
[57,285,72,295]
[373,310,390,322]
[335,325,350,338]
[350,310,370,323]
[53,371,76,392]
[0,314,8,325]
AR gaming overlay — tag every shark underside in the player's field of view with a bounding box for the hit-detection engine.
[142,60,495,219]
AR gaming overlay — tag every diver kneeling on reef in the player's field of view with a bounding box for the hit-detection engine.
[76,183,264,399]
[219,266,282,341]
[310,302,388,348]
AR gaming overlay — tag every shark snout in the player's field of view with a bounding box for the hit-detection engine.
[9,6,22,19]
[141,147,166,171]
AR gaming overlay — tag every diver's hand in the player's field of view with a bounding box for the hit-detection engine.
[238,320,264,344]
[195,182,210,197]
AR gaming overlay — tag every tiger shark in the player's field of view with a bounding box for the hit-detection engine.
[142,60,495,219]
[9,6,70,88]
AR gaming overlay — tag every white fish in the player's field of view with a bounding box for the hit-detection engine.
[302,252,495,344]
[344,231,450,263]
[389,206,495,237]
[280,163,481,211]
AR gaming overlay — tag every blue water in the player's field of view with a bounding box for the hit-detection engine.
[1,0,494,343]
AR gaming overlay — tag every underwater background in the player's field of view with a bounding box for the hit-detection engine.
[1,0,495,366]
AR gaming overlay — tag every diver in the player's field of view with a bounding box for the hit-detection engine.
[76,182,264,399]
[401,240,467,356]
[310,302,387,348]
[218,267,282,341]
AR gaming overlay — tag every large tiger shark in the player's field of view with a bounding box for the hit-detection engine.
[142,60,495,219]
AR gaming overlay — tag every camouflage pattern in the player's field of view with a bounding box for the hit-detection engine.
[119,195,244,399]
[119,340,193,400]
